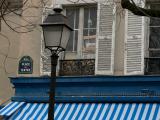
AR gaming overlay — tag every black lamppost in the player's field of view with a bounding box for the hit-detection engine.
[41,5,73,120]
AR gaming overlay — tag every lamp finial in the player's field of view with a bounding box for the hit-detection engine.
[53,4,63,13]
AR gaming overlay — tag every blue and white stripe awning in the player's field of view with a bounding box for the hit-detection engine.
[0,102,25,116]
[1,102,160,120]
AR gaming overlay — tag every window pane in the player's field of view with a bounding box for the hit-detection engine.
[74,30,78,51]
[83,29,89,36]
[150,18,160,26]
[149,59,160,72]
[84,8,89,28]
[145,58,160,74]
[149,27,160,48]
[84,7,97,29]
[66,32,74,51]
[90,7,97,28]
[66,8,79,29]
[89,29,96,36]
[66,9,74,28]
[149,51,160,57]
[75,9,79,29]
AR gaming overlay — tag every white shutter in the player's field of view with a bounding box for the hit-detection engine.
[124,1,145,75]
[95,3,116,75]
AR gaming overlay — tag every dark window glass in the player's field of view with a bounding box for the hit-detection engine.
[84,7,97,29]
[74,30,78,51]
[66,32,74,51]
[149,50,160,57]
[89,29,96,35]
[83,29,88,36]
[75,9,79,29]
[89,7,97,28]
[145,58,160,75]
[150,18,160,26]
[149,27,160,48]
[66,9,74,28]
[84,8,89,28]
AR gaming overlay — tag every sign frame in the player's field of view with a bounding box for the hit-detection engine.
[18,56,33,74]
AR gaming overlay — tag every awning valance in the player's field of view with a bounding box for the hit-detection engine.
[0,102,160,120]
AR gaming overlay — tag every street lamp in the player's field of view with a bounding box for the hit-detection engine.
[41,5,73,120]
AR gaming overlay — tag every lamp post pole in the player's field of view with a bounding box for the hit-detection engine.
[48,52,59,120]
[40,5,73,120]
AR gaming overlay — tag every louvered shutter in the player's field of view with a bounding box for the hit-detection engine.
[124,1,145,75]
[95,3,116,75]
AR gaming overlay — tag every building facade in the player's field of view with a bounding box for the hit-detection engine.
[0,0,53,104]
[42,0,145,76]
[1,0,160,119]
[0,0,160,104]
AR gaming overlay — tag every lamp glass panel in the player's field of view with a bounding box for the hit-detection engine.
[43,25,62,47]
[61,26,72,49]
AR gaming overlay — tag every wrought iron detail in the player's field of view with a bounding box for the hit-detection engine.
[59,59,95,76]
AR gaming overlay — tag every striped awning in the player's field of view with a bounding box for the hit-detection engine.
[0,102,25,116]
[0,102,160,120]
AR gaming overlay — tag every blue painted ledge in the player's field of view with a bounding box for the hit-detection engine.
[10,76,160,103]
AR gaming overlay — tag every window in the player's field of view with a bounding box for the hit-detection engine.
[65,5,97,58]
[83,7,97,58]
[41,5,97,75]
[66,7,79,52]
[148,4,160,57]
[145,4,160,74]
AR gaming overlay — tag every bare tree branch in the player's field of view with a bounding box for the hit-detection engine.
[121,0,160,17]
